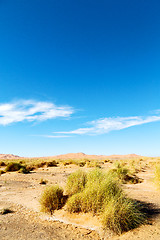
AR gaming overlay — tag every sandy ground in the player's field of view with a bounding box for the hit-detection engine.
[0,164,160,240]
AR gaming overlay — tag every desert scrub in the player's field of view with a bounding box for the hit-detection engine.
[154,165,160,189]
[40,185,64,215]
[0,161,6,166]
[86,168,106,186]
[101,196,146,234]
[66,168,146,233]
[5,162,29,173]
[39,178,48,184]
[86,160,101,168]
[66,170,87,196]
[108,162,141,184]
[67,169,122,213]
[46,160,58,167]
[0,170,5,175]
[0,208,13,215]
[67,178,122,214]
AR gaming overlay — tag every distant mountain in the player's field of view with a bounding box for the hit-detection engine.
[0,152,143,160]
[47,152,143,160]
[0,154,21,159]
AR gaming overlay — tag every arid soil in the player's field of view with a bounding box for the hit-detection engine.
[0,159,160,240]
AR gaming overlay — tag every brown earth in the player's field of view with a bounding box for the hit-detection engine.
[0,158,160,240]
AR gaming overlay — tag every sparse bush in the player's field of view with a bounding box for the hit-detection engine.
[77,161,86,167]
[86,168,106,186]
[5,162,23,172]
[39,178,48,185]
[40,185,64,215]
[67,169,122,214]
[66,170,87,196]
[0,208,12,215]
[0,170,5,175]
[154,165,160,189]
[86,160,101,168]
[46,160,57,167]
[108,162,142,184]
[101,197,146,234]
[35,161,46,168]
[25,165,35,171]
[0,161,6,167]
[66,192,83,213]
[66,168,146,233]
[18,165,30,174]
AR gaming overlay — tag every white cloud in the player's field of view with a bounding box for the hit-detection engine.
[53,114,160,136]
[0,100,74,125]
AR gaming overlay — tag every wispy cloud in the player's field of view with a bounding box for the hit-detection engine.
[52,113,160,136]
[0,100,74,125]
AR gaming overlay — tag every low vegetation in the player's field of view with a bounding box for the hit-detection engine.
[1,156,149,235]
[5,162,30,174]
[39,178,48,185]
[66,168,146,233]
[40,185,64,215]
[154,164,160,189]
[101,196,146,234]
[108,162,142,184]
[66,170,87,196]
[0,208,12,215]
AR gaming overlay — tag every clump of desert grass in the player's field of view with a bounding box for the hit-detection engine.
[5,162,30,174]
[60,159,86,167]
[39,178,48,185]
[39,185,64,215]
[66,168,146,234]
[0,207,13,215]
[66,169,87,196]
[0,161,6,167]
[101,196,146,234]
[0,170,5,175]
[108,161,142,184]
[154,164,160,189]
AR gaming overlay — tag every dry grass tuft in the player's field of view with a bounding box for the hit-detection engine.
[40,185,64,215]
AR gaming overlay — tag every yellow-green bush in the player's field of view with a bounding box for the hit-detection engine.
[66,170,87,196]
[108,162,142,184]
[101,197,146,234]
[40,185,64,215]
[154,165,160,189]
[67,177,122,214]
[66,168,146,233]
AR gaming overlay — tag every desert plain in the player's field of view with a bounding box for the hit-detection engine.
[0,152,160,240]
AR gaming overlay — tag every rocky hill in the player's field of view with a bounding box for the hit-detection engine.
[0,154,21,159]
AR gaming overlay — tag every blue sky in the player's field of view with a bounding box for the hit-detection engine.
[0,0,160,157]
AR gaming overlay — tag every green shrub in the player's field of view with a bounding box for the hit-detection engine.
[66,170,87,196]
[39,178,48,185]
[154,165,160,189]
[86,160,101,168]
[101,197,146,234]
[67,170,122,214]
[18,167,28,174]
[0,208,12,215]
[108,162,142,184]
[35,161,46,168]
[46,160,57,167]
[66,192,83,213]
[0,170,5,175]
[86,168,106,186]
[40,185,64,215]
[5,162,23,172]
[66,168,145,233]
[0,161,6,167]
[77,161,86,167]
